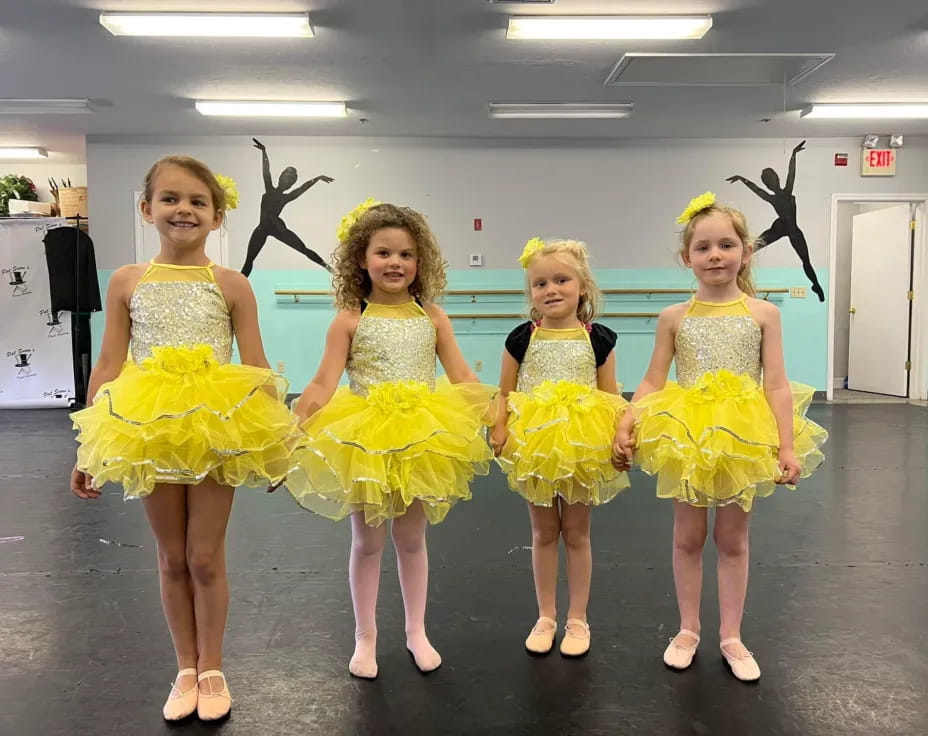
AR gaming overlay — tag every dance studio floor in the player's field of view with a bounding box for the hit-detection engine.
[1,403,925,736]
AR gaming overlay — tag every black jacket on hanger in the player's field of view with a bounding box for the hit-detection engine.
[43,226,103,314]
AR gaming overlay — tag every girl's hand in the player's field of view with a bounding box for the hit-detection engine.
[776,449,801,485]
[252,138,266,150]
[612,427,634,470]
[71,466,101,500]
[489,425,508,456]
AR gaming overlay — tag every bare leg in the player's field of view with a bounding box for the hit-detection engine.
[559,501,592,622]
[184,479,235,694]
[527,502,561,620]
[671,502,708,645]
[142,484,197,694]
[715,504,751,656]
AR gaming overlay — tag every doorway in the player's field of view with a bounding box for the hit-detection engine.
[827,194,928,401]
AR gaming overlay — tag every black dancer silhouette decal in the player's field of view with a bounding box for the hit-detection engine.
[240,138,335,277]
[726,140,825,302]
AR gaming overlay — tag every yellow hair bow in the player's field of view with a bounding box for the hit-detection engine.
[675,191,716,225]
[214,174,239,211]
[518,237,545,268]
[336,198,381,242]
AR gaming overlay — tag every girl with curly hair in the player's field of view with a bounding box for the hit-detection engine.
[286,200,497,679]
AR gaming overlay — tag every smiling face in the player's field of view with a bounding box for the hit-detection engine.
[140,164,222,251]
[362,227,419,300]
[527,253,584,325]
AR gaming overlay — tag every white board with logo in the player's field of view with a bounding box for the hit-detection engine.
[0,218,75,408]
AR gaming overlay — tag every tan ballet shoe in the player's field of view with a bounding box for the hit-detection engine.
[524,616,557,654]
[162,668,197,721]
[559,619,590,657]
[720,638,761,682]
[663,629,700,670]
[196,669,232,721]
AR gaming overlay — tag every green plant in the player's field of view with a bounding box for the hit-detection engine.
[0,174,39,215]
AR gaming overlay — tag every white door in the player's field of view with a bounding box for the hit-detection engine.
[848,203,912,396]
[133,192,228,266]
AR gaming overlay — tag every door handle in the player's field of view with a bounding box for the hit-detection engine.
[849,307,856,314]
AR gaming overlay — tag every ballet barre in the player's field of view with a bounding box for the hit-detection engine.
[444,313,661,319]
[274,287,787,304]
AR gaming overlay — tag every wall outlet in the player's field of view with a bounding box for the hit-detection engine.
[276,361,286,373]
[474,360,483,372]
[469,253,483,267]
[789,286,807,299]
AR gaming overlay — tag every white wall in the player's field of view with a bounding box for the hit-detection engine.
[0,163,86,206]
[87,136,928,271]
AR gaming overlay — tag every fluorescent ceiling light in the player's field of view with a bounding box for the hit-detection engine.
[507,15,712,40]
[195,100,347,118]
[0,99,96,114]
[489,103,633,119]
[801,103,928,119]
[99,12,314,38]
[0,147,48,159]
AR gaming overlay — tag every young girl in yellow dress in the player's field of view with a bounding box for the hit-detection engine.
[286,200,496,679]
[614,193,827,682]
[70,156,298,722]
[492,238,629,658]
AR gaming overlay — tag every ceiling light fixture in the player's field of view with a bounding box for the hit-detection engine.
[0,147,48,159]
[506,15,712,40]
[195,100,347,118]
[801,103,928,119]
[489,102,634,119]
[0,99,97,114]
[100,12,314,38]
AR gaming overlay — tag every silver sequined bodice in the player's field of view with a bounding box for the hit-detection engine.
[674,313,761,387]
[129,265,233,364]
[346,302,437,396]
[517,327,597,393]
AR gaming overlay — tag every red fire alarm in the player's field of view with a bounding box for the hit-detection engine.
[473,218,482,231]
[834,153,849,167]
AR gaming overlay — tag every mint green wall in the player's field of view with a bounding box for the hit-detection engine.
[93,267,829,392]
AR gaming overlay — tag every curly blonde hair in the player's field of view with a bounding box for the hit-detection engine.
[680,203,757,297]
[332,203,447,310]
[522,239,603,323]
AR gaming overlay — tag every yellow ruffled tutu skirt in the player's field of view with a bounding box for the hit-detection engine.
[287,377,497,526]
[71,344,300,498]
[632,370,827,511]
[497,380,630,506]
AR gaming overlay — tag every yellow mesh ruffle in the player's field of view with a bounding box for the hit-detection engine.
[632,370,827,511]
[286,377,497,526]
[71,344,300,497]
[497,380,630,506]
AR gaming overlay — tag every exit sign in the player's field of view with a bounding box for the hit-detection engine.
[861,148,896,176]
